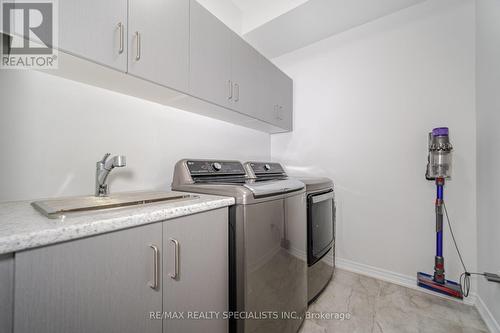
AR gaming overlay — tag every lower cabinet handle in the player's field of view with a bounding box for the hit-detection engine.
[149,244,160,290]
[170,238,179,280]
[135,31,141,61]
[234,83,240,102]
[228,80,233,100]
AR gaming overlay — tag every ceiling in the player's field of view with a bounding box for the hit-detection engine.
[200,0,428,59]
[240,0,428,58]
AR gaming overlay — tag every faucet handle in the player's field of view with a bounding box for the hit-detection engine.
[100,153,111,164]
[114,155,127,167]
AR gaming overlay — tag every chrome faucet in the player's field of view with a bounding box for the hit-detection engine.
[95,153,127,197]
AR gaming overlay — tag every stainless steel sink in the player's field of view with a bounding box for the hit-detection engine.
[32,191,198,219]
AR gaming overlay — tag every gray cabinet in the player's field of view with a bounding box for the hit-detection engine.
[13,208,229,333]
[190,0,232,108]
[59,0,128,72]
[189,1,293,131]
[230,33,261,116]
[128,0,189,91]
[0,254,13,333]
[14,223,163,333]
[39,0,294,132]
[274,69,293,131]
[163,208,228,333]
[259,58,293,131]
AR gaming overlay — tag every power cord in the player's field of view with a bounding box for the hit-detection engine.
[443,202,486,297]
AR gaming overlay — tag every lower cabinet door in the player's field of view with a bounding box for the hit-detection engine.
[163,208,228,333]
[0,254,14,333]
[14,223,163,333]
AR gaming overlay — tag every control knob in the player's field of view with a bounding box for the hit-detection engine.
[212,162,222,171]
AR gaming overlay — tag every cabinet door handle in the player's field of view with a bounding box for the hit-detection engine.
[117,22,124,54]
[234,83,239,102]
[135,31,141,61]
[169,238,179,280]
[228,80,233,100]
[149,244,160,290]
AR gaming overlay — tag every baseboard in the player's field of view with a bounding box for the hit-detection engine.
[335,257,477,306]
[476,294,500,333]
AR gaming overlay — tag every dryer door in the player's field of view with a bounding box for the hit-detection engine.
[307,190,335,265]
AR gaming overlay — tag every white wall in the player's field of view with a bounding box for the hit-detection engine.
[0,70,270,202]
[476,0,500,328]
[233,0,309,33]
[271,0,477,283]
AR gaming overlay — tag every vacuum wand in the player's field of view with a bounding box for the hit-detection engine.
[434,177,445,284]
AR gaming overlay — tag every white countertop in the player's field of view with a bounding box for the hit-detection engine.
[0,191,234,255]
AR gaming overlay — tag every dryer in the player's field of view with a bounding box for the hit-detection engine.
[299,177,335,303]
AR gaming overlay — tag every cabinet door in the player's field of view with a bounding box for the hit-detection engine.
[258,57,279,125]
[274,70,293,131]
[258,58,293,130]
[128,0,189,91]
[14,224,162,333]
[230,33,261,116]
[190,0,232,108]
[59,0,127,71]
[163,208,228,333]
[0,254,13,333]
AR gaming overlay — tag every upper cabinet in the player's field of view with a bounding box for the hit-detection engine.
[55,0,293,133]
[259,57,293,131]
[190,0,232,108]
[59,0,128,72]
[128,0,189,91]
[189,1,293,132]
[273,67,293,130]
[230,33,262,117]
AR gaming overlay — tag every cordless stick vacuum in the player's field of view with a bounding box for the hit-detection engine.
[417,127,463,299]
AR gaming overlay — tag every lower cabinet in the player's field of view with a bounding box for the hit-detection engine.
[0,254,14,333]
[14,223,163,333]
[13,208,228,333]
[163,208,228,333]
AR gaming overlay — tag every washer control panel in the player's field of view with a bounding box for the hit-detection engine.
[186,160,246,176]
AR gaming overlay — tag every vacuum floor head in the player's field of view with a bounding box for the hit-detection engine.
[417,272,463,299]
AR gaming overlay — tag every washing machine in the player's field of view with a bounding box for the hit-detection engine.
[172,159,307,333]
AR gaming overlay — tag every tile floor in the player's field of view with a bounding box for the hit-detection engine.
[299,269,489,333]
